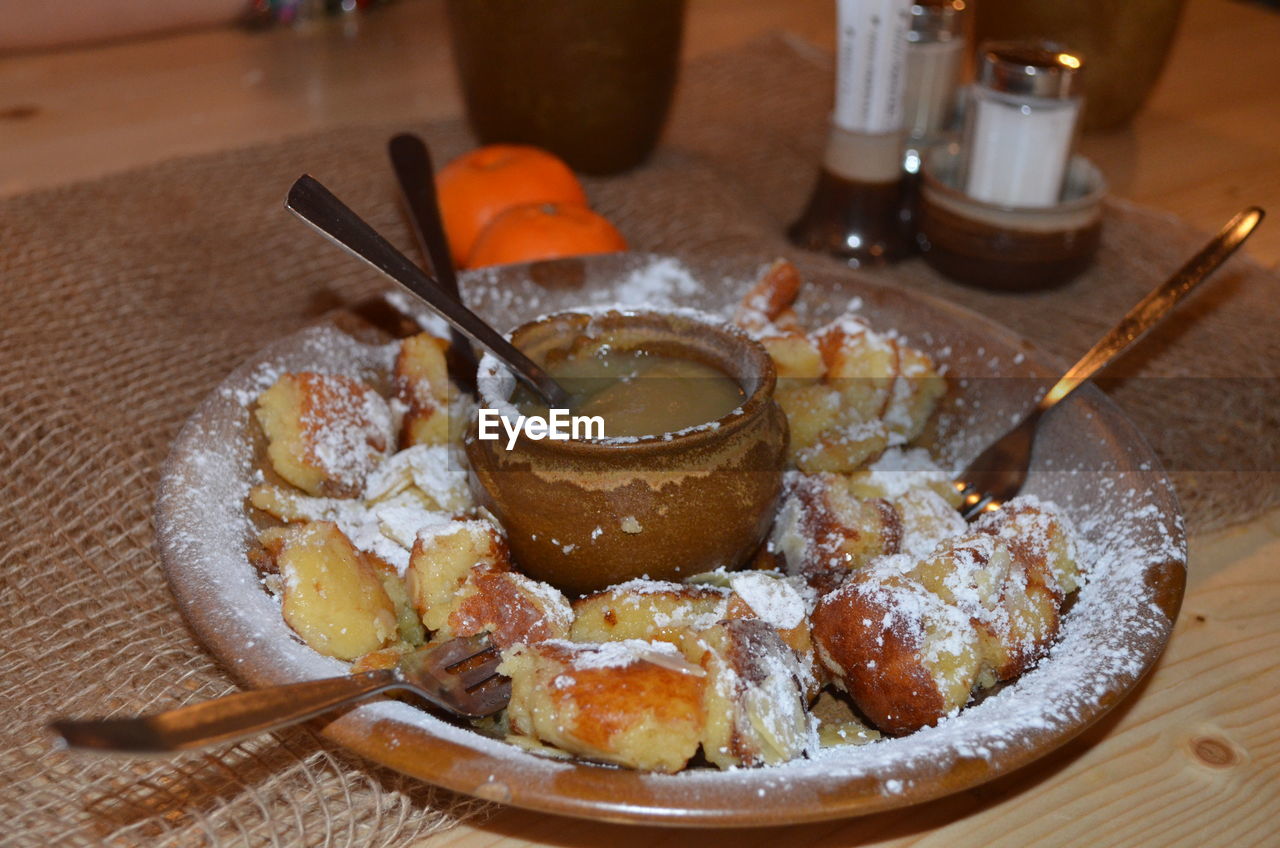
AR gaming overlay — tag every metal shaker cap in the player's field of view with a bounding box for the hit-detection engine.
[977,40,1084,99]
[908,0,967,44]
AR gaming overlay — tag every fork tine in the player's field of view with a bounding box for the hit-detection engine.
[452,650,502,690]
[429,633,495,668]
[397,634,511,718]
[460,674,512,717]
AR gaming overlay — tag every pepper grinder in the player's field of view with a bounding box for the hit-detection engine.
[789,0,914,268]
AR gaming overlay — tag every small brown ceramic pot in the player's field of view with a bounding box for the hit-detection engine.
[917,142,1106,291]
[464,309,788,596]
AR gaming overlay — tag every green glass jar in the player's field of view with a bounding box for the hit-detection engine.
[446,0,686,175]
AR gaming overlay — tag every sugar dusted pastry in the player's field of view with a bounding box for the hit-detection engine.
[810,554,983,735]
[570,579,731,646]
[500,639,705,773]
[682,618,815,768]
[404,518,510,631]
[362,444,473,512]
[255,372,393,497]
[973,498,1082,680]
[394,332,453,447]
[720,570,812,660]
[976,496,1081,599]
[883,342,946,444]
[247,483,454,576]
[259,521,397,661]
[772,472,902,595]
[731,262,945,474]
[811,498,1082,734]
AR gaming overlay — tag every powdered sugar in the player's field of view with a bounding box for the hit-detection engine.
[727,572,806,631]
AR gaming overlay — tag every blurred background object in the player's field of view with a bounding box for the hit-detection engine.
[0,0,392,51]
[972,0,1187,131]
[444,0,685,175]
[0,0,246,51]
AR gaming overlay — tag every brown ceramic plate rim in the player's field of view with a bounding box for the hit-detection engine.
[155,253,1186,827]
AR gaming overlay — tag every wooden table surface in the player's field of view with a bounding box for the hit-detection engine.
[4,1,1277,845]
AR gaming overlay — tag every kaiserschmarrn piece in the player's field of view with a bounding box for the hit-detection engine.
[571,573,814,676]
[570,580,731,646]
[682,618,815,768]
[772,472,903,595]
[437,567,573,648]
[404,519,510,631]
[394,332,454,448]
[259,521,397,661]
[255,372,393,497]
[810,498,1080,734]
[732,261,944,473]
[500,639,706,773]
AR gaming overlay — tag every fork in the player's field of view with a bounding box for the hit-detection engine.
[954,206,1264,520]
[49,634,508,754]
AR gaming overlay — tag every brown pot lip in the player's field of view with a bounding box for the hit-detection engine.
[921,141,1108,216]
[471,306,779,457]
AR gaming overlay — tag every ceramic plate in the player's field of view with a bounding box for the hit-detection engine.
[155,253,1185,826]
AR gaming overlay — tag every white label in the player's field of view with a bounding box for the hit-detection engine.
[476,408,604,450]
[965,96,1080,207]
[834,0,912,134]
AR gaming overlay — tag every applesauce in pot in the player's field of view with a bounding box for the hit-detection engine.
[512,344,746,438]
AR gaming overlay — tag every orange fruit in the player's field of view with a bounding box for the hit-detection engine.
[466,202,628,269]
[436,144,589,267]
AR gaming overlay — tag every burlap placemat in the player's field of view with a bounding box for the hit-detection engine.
[2,32,1276,847]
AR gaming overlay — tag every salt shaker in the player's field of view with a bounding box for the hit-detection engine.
[963,42,1084,207]
[789,0,914,268]
[902,0,968,175]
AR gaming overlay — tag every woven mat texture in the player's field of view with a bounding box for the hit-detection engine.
[2,32,1277,847]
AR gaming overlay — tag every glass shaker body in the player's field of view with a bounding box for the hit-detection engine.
[903,0,967,174]
[962,43,1084,208]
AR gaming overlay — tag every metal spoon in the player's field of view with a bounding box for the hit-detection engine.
[286,174,571,408]
[388,132,478,395]
[955,205,1265,520]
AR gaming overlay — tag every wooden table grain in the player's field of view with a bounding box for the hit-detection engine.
[3,1,1276,845]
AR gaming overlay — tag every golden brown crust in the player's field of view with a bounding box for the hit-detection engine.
[500,640,705,773]
[444,569,572,648]
[811,573,962,735]
[405,519,510,632]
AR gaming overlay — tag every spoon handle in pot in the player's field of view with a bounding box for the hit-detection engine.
[286,174,570,408]
[388,133,479,394]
